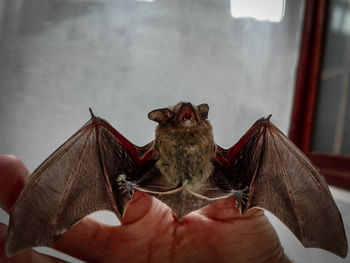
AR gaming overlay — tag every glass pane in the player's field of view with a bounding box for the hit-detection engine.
[322,0,349,70]
[0,0,305,166]
[341,73,350,155]
[312,77,341,153]
[311,0,350,155]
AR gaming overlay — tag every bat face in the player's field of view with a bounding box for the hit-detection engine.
[148,102,215,189]
[148,102,209,128]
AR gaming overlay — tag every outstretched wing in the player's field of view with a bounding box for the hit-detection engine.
[5,111,155,256]
[214,116,348,258]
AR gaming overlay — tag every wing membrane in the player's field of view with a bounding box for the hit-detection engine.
[5,115,149,256]
[215,117,347,258]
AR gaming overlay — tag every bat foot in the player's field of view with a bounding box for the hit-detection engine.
[117,174,135,199]
[231,187,249,209]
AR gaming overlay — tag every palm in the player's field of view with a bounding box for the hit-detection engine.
[0,155,289,263]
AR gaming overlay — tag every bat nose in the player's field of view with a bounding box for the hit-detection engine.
[182,102,192,107]
[177,103,198,122]
[179,102,194,113]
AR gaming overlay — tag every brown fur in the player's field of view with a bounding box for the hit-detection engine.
[153,103,215,190]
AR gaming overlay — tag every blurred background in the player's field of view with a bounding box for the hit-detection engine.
[0,0,349,262]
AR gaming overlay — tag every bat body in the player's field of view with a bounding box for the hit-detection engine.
[5,102,348,258]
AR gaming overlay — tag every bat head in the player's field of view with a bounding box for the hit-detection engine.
[148,102,209,128]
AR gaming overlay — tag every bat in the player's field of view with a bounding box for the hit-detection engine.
[5,102,348,258]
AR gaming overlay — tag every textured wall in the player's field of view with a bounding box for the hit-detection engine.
[0,0,303,169]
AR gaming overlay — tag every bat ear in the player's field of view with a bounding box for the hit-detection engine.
[148,108,173,125]
[197,103,209,120]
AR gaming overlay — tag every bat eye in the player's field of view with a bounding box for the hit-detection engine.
[197,103,209,120]
[148,108,173,125]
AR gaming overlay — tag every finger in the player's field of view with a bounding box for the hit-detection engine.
[121,191,175,226]
[0,155,29,212]
[197,197,264,221]
[0,223,65,263]
[54,192,171,261]
[53,216,113,262]
[120,191,154,224]
[52,191,152,262]
[197,197,241,221]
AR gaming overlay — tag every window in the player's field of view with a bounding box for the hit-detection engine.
[290,0,350,189]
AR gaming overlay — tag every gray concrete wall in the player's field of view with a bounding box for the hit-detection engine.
[1,0,349,262]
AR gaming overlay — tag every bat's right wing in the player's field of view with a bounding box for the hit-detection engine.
[5,111,155,257]
[213,116,348,258]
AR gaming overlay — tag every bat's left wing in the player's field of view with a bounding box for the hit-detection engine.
[213,116,348,258]
[5,111,156,256]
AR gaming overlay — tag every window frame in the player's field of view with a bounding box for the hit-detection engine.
[289,0,350,190]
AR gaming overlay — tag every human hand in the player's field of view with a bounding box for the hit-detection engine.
[0,155,290,263]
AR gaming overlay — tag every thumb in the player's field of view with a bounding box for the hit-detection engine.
[119,191,155,224]
[0,155,29,212]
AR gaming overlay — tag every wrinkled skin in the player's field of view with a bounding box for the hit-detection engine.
[0,155,290,263]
